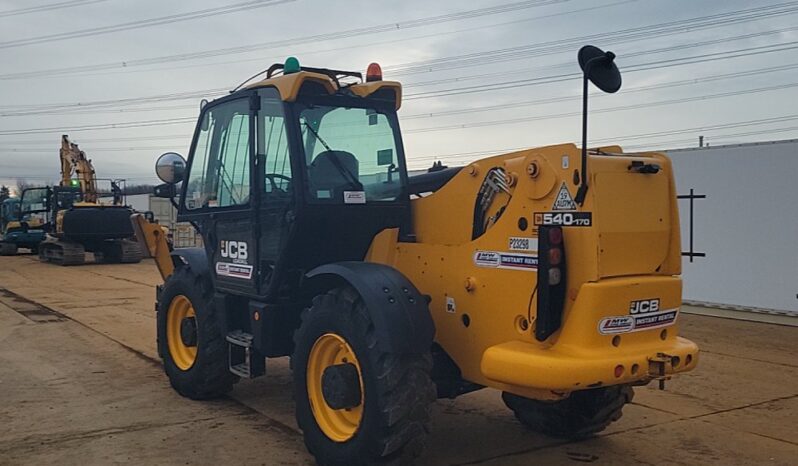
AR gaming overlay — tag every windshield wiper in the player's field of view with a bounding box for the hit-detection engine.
[303,121,363,191]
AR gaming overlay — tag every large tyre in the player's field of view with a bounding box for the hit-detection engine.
[292,287,436,466]
[502,385,633,439]
[157,266,238,399]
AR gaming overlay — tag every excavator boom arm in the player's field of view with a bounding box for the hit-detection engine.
[60,134,98,203]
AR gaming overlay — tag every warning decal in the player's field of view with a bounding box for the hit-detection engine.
[552,182,577,211]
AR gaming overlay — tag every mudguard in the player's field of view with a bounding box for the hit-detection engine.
[170,247,209,277]
[306,261,435,354]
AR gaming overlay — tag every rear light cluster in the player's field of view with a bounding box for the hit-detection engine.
[547,227,564,285]
[535,226,567,341]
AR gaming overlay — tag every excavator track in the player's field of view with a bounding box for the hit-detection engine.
[38,238,86,266]
[119,239,143,263]
[94,239,143,264]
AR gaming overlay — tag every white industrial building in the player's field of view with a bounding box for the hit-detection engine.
[667,139,797,317]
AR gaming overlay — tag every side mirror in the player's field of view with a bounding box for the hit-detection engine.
[574,45,622,205]
[578,45,622,94]
[155,152,187,185]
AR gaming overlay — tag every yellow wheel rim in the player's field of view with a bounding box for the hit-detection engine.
[307,333,364,442]
[167,295,197,370]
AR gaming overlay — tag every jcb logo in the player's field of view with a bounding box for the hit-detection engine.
[220,240,248,260]
[629,298,660,314]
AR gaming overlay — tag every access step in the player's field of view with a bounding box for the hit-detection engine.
[226,330,266,378]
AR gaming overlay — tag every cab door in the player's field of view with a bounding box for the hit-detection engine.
[254,89,297,296]
[180,93,259,296]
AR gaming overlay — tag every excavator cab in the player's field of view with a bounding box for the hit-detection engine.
[1,189,48,255]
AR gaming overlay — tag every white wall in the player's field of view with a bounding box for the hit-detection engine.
[666,140,798,315]
[96,193,151,212]
[124,193,152,213]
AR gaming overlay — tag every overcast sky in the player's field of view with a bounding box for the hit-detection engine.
[1,0,797,190]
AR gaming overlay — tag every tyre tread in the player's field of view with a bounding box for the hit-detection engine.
[293,286,435,465]
[502,385,633,439]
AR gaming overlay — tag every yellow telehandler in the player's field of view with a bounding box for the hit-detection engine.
[132,48,698,465]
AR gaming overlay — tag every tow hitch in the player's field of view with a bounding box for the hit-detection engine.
[649,353,674,390]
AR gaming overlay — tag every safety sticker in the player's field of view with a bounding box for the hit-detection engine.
[215,262,253,280]
[473,251,538,271]
[534,211,592,227]
[598,308,679,335]
[508,237,538,252]
[343,191,366,204]
[552,182,577,210]
[446,296,456,313]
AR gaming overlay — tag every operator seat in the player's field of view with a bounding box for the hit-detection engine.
[307,150,359,200]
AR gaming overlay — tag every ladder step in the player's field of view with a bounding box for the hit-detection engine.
[226,330,265,378]
[226,329,254,347]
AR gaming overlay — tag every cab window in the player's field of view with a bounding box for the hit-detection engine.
[258,92,292,201]
[185,98,251,210]
[299,105,402,203]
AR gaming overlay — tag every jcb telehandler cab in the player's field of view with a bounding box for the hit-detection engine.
[133,50,698,465]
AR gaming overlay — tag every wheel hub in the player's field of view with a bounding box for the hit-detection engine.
[321,363,362,410]
[307,333,364,442]
[180,317,197,347]
[166,294,198,370]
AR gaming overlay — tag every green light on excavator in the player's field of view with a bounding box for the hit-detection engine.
[70,179,80,187]
[284,56,300,74]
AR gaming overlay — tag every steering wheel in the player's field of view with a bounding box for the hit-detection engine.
[265,173,292,194]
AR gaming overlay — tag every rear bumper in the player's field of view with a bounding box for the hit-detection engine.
[481,336,698,392]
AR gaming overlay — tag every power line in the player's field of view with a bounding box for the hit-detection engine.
[403,82,798,134]
[10,52,797,120]
[0,0,109,18]
[401,61,798,120]
[4,80,798,150]
[5,76,798,148]
[403,41,798,100]
[0,0,570,74]
[2,0,793,82]
[6,22,793,117]
[0,0,295,50]
[17,1,637,82]
[622,127,798,151]
[401,24,798,90]
[0,117,196,136]
[405,114,798,165]
[2,39,798,137]
[5,1,798,115]
[388,1,798,76]
[6,22,798,117]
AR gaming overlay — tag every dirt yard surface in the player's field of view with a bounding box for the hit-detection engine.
[1,254,796,465]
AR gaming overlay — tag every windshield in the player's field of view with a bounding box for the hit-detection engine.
[21,188,49,214]
[299,104,404,203]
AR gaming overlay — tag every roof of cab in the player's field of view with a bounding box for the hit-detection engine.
[244,70,403,110]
